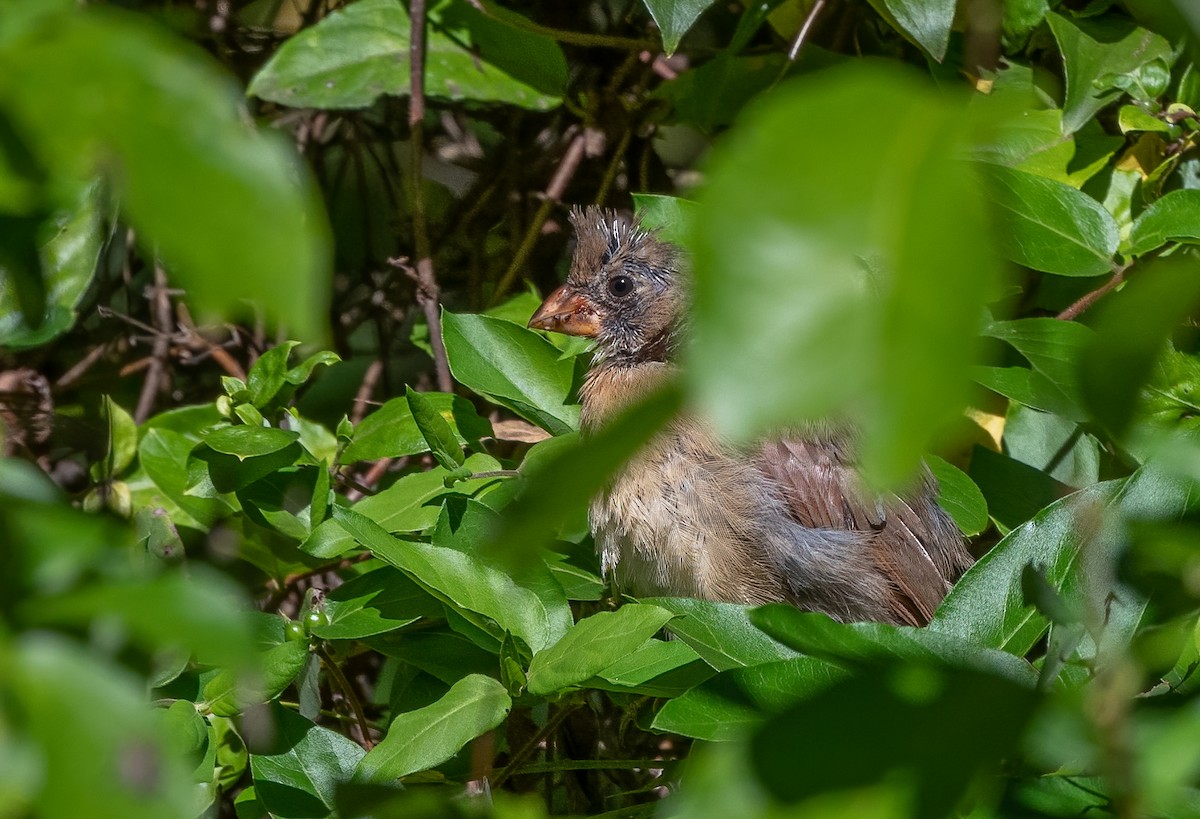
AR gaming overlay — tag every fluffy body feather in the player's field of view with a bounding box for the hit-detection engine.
[529,206,973,625]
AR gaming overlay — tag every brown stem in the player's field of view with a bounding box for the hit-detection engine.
[1057,266,1129,321]
[351,359,384,425]
[406,0,454,393]
[134,265,174,423]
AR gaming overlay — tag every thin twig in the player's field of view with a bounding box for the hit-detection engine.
[56,341,112,389]
[134,265,174,423]
[351,359,384,425]
[1057,265,1129,321]
[342,456,395,503]
[491,701,582,788]
[491,131,590,304]
[788,0,826,60]
[319,644,376,750]
[406,0,454,393]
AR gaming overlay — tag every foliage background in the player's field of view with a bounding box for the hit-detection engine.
[4,0,1200,817]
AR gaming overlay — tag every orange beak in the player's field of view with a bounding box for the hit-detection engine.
[528,285,602,337]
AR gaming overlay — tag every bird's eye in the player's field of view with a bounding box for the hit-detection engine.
[607,275,634,298]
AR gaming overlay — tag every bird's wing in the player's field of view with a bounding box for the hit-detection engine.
[756,435,972,626]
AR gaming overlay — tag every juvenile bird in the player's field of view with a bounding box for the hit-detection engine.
[529,206,972,626]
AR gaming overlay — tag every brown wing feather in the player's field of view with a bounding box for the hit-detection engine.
[756,433,972,625]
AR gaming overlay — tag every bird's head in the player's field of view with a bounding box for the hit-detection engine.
[529,206,684,365]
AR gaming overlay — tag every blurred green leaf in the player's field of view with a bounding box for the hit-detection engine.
[249,705,365,818]
[1080,260,1200,437]
[1047,12,1174,134]
[749,662,1037,817]
[1128,190,1200,256]
[0,181,102,348]
[750,605,1037,685]
[343,392,492,463]
[24,567,255,667]
[489,381,681,558]
[979,163,1119,276]
[355,674,510,782]
[0,5,331,338]
[4,635,198,819]
[931,466,1194,655]
[926,455,989,537]
[249,0,564,111]
[526,604,674,696]
[442,311,580,435]
[689,63,1000,486]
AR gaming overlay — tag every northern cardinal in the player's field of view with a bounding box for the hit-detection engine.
[529,206,971,625]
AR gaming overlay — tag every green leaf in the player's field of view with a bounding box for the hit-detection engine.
[333,506,569,653]
[526,604,674,696]
[1003,403,1099,489]
[355,674,510,782]
[92,395,138,481]
[0,5,330,338]
[647,597,800,671]
[863,0,956,61]
[930,466,1195,656]
[250,705,365,818]
[441,311,580,435]
[652,656,848,740]
[968,445,1069,533]
[352,453,505,534]
[978,164,1119,276]
[248,0,564,111]
[642,0,715,55]
[205,639,310,717]
[973,364,1086,420]
[925,455,988,537]
[405,386,465,469]
[632,193,697,247]
[1047,12,1174,134]
[1129,190,1200,256]
[246,342,299,409]
[203,426,301,459]
[311,565,441,640]
[594,638,702,688]
[0,182,102,348]
[689,63,1001,486]
[984,317,1092,404]
[342,392,492,463]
